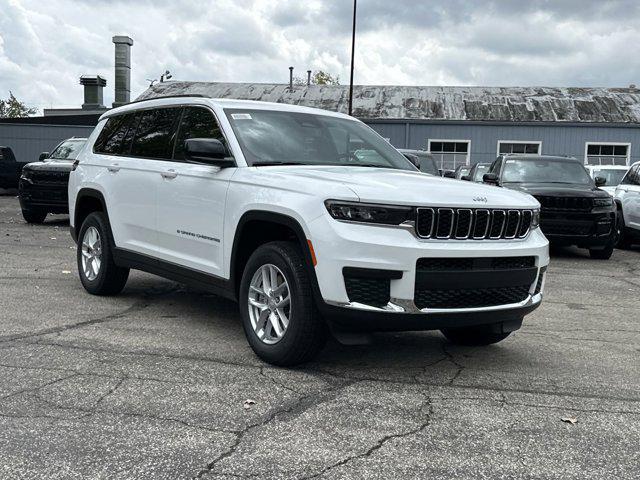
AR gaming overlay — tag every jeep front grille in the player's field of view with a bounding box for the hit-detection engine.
[416,208,533,240]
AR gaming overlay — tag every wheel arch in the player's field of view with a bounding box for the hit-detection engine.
[230,210,321,301]
[73,188,109,242]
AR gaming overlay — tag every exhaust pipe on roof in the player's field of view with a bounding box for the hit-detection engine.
[307,70,312,86]
[289,66,294,89]
[112,35,134,107]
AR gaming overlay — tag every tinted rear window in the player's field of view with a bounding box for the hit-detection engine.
[94,113,139,155]
[131,108,182,159]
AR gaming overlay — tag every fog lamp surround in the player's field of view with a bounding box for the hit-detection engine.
[325,200,414,225]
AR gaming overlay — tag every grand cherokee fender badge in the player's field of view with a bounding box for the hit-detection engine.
[473,196,488,203]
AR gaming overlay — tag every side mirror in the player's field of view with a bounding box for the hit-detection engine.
[443,171,456,178]
[595,176,607,187]
[402,153,420,169]
[184,138,235,167]
[39,152,49,161]
[483,173,500,185]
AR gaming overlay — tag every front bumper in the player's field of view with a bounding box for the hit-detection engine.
[19,178,69,213]
[541,209,616,248]
[309,213,549,328]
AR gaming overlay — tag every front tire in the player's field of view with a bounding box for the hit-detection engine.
[441,325,512,346]
[22,208,47,224]
[239,241,327,366]
[77,212,129,295]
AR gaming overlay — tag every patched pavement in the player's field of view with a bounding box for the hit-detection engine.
[0,195,638,479]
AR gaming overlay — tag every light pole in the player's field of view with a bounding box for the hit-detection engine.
[348,0,357,116]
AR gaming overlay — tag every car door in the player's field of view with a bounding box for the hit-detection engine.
[618,164,640,230]
[154,105,234,277]
[96,107,181,256]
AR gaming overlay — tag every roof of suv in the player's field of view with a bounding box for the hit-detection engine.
[100,95,355,122]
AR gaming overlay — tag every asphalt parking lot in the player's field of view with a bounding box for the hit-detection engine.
[0,194,638,480]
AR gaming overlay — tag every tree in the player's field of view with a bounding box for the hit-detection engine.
[0,92,37,118]
[294,70,341,86]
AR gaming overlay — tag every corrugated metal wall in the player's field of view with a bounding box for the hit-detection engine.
[368,122,640,165]
[0,124,95,163]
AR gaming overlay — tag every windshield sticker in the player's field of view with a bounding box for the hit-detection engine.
[232,113,252,120]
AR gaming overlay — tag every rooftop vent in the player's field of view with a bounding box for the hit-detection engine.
[79,75,107,110]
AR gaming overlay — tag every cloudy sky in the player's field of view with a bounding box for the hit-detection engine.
[1,0,639,111]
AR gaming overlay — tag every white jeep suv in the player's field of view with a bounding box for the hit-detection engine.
[68,96,549,365]
[615,161,640,247]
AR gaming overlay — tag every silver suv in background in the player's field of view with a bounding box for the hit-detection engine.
[615,161,640,248]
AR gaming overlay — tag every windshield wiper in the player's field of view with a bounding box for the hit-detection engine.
[252,161,307,167]
[349,163,390,169]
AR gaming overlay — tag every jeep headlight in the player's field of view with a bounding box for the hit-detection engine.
[531,209,540,229]
[325,200,414,225]
[593,197,613,208]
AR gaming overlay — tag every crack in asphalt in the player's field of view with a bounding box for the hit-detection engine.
[441,342,465,385]
[297,395,434,480]
[193,379,359,479]
[0,284,181,343]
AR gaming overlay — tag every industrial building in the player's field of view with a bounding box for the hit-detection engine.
[141,82,640,170]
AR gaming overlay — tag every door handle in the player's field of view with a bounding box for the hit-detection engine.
[107,163,120,173]
[161,169,178,179]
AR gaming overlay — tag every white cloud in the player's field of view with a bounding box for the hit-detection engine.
[0,0,638,113]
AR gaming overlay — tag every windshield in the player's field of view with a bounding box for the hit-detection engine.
[502,158,592,184]
[590,168,627,186]
[49,139,86,160]
[225,109,416,170]
[472,164,490,181]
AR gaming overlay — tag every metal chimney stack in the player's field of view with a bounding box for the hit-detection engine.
[112,35,134,107]
[289,67,294,89]
[307,70,312,86]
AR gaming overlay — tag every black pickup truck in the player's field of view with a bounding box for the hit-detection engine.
[484,154,617,259]
[0,146,30,189]
[19,138,87,223]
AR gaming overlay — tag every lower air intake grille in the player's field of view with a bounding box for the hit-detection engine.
[414,285,531,309]
[344,277,390,308]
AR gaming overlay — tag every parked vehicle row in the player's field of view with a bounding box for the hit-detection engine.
[0,146,29,189]
[441,155,639,257]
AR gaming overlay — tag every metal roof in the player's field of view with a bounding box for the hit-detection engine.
[137,82,640,124]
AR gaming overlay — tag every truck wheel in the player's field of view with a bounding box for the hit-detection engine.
[239,241,327,366]
[589,245,614,259]
[77,212,129,296]
[441,325,511,346]
[22,209,47,224]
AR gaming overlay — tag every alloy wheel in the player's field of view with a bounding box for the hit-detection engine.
[81,226,102,281]
[247,263,291,344]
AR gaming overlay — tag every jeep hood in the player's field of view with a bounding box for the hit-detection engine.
[249,166,538,209]
[503,182,609,198]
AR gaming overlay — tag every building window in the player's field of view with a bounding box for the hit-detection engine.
[498,141,541,155]
[428,140,470,170]
[585,143,630,165]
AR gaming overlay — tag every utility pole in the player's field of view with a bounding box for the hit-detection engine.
[348,0,357,116]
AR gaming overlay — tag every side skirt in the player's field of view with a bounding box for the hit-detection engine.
[112,248,236,302]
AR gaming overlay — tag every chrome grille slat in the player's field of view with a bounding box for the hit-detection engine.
[416,208,533,240]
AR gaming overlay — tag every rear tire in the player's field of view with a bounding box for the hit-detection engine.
[441,325,511,346]
[77,212,129,296]
[239,241,327,366]
[22,208,47,224]
[616,210,633,249]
